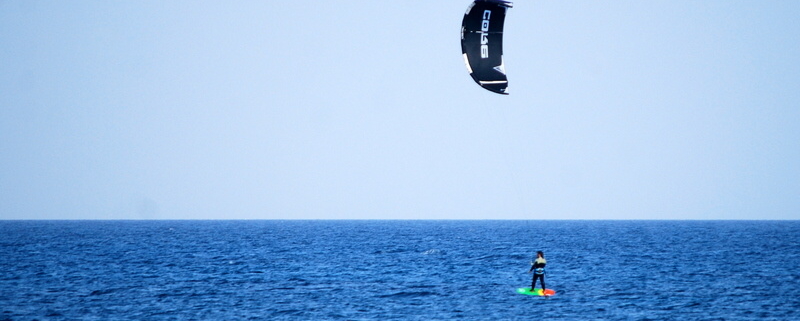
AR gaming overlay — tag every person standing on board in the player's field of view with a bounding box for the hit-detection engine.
[528,251,547,291]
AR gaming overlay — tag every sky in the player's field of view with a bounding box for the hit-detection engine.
[1,0,799,220]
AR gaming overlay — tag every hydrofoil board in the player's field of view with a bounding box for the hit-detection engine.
[516,288,555,296]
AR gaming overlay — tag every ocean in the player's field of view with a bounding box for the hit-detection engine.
[1,220,798,320]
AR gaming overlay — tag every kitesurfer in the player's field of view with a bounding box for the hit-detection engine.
[528,251,546,291]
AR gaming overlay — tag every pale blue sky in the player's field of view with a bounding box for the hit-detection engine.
[2,0,798,220]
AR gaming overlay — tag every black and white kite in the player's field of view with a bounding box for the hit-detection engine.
[461,0,512,95]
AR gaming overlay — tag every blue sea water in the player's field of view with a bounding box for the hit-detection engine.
[1,220,798,320]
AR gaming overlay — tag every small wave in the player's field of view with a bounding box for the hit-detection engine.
[422,249,443,255]
[88,288,124,296]
[271,286,295,291]
[378,291,437,298]
[287,277,310,286]
[271,309,304,317]
[476,254,505,261]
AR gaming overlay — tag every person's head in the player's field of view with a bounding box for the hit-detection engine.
[537,251,544,258]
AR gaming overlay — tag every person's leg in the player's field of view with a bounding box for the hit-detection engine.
[532,274,542,289]
[541,275,546,291]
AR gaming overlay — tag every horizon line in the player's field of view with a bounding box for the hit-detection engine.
[1,218,797,222]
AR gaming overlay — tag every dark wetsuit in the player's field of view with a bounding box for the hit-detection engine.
[529,258,546,290]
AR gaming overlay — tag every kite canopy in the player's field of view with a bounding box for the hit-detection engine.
[461,0,512,95]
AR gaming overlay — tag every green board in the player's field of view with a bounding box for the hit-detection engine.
[516,288,556,296]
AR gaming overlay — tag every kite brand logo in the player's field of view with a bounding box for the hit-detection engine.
[480,10,491,58]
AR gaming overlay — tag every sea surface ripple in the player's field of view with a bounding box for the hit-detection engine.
[1,220,798,320]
